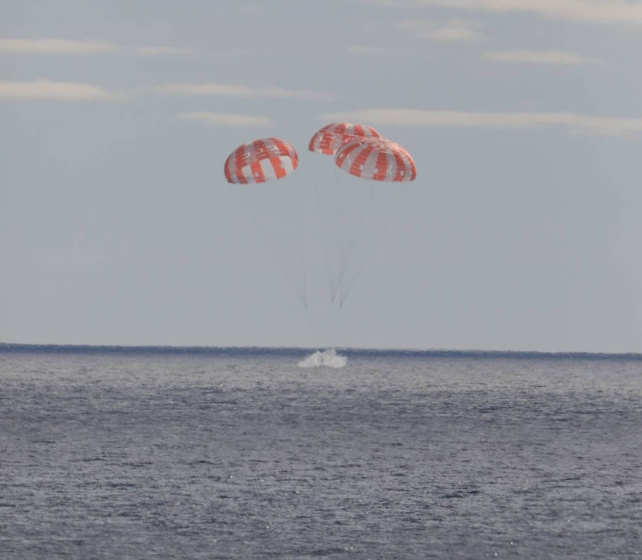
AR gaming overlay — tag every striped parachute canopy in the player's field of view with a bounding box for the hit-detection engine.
[334,137,416,182]
[309,123,381,156]
[224,138,299,184]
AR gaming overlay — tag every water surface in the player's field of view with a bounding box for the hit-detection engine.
[1,345,640,558]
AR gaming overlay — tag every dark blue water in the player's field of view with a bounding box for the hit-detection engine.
[1,345,641,559]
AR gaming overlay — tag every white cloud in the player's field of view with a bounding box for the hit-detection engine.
[155,83,333,101]
[204,49,257,58]
[135,46,193,56]
[0,38,192,56]
[318,108,642,136]
[403,0,642,26]
[0,80,124,101]
[0,79,332,104]
[397,19,482,41]
[353,0,398,5]
[348,45,390,54]
[484,49,603,65]
[176,112,274,127]
[0,38,122,55]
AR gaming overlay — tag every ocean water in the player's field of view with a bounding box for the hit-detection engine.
[1,345,641,559]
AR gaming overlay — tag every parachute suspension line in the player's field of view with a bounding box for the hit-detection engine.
[336,177,380,307]
[338,184,379,306]
[294,170,308,309]
[338,186,410,306]
[237,191,308,309]
[332,166,350,303]
[303,297,323,349]
[323,164,351,348]
[330,164,343,303]
[328,296,343,349]
[310,156,337,305]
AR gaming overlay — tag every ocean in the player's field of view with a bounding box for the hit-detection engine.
[1,344,640,559]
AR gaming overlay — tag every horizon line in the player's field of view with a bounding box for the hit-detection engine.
[0,342,640,360]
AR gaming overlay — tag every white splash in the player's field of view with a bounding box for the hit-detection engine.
[298,348,347,368]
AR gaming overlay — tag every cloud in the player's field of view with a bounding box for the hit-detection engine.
[397,19,482,41]
[0,79,331,104]
[354,0,398,5]
[135,46,193,56]
[0,80,124,101]
[0,38,192,56]
[318,108,642,136]
[348,45,391,54]
[0,38,122,55]
[204,49,258,58]
[155,83,333,101]
[403,0,642,26]
[484,49,603,65]
[176,112,274,127]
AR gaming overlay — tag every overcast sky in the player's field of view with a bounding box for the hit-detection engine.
[2,0,641,353]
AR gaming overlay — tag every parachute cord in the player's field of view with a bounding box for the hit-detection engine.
[331,165,344,303]
[311,156,337,304]
[337,181,379,305]
[328,298,342,349]
[234,187,308,309]
[339,186,410,306]
[303,302,322,350]
[294,172,308,308]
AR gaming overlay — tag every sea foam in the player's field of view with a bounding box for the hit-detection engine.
[298,348,347,368]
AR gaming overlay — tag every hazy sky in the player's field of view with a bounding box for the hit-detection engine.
[2,0,641,352]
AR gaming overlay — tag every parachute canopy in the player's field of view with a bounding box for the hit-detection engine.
[224,137,299,184]
[335,137,416,182]
[309,123,381,156]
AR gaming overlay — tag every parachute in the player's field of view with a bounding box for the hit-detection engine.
[224,137,298,184]
[308,122,381,156]
[334,137,416,182]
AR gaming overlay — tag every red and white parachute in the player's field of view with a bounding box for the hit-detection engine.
[335,137,416,182]
[224,137,298,184]
[309,123,381,156]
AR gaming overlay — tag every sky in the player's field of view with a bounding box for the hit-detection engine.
[1,0,641,353]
